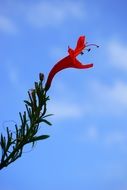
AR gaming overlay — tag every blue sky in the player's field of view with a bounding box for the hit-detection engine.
[0,0,127,189]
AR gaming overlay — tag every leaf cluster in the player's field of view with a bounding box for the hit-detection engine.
[0,73,52,170]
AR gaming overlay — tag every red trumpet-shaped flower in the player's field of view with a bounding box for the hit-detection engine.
[45,36,98,91]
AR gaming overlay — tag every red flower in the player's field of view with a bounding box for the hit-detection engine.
[45,36,98,91]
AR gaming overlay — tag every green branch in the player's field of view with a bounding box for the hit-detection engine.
[0,73,52,170]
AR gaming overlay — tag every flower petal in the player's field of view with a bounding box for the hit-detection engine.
[68,47,75,57]
[74,36,86,56]
[74,58,93,69]
[45,56,72,91]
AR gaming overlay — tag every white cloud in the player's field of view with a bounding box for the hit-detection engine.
[108,40,127,70]
[6,64,25,93]
[87,126,98,140]
[26,1,85,28]
[48,100,84,119]
[105,131,127,146]
[87,80,127,115]
[96,80,127,105]
[79,126,99,142]
[49,46,66,60]
[77,125,127,151]
[48,79,127,118]
[109,81,127,105]
[7,66,19,86]
[0,15,17,34]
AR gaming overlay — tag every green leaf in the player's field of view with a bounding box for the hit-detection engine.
[35,135,50,140]
[42,114,54,118]
[24,100,32,107]
[28,135,50,143]
[39,119,52,126]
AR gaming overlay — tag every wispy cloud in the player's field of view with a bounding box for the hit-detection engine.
[48,100,84,120]
[6,63,24,93]
[48,79,127,119]
[49,46,66,60]
[107,40,127,70]
[84,80,127,116]
[26,1,85,28]
[94,80,127,105]
[78,125,127,150]
[79,126,99,142]
[8,66,19,86]
[0,15,17,34]
[105,131,127,146]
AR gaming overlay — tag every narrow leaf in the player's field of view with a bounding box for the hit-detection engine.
[39,119,52,126]
[28,135,50,143]
[24,100,32,107]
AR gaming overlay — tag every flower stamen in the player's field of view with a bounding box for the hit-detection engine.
[86,43,99,48]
